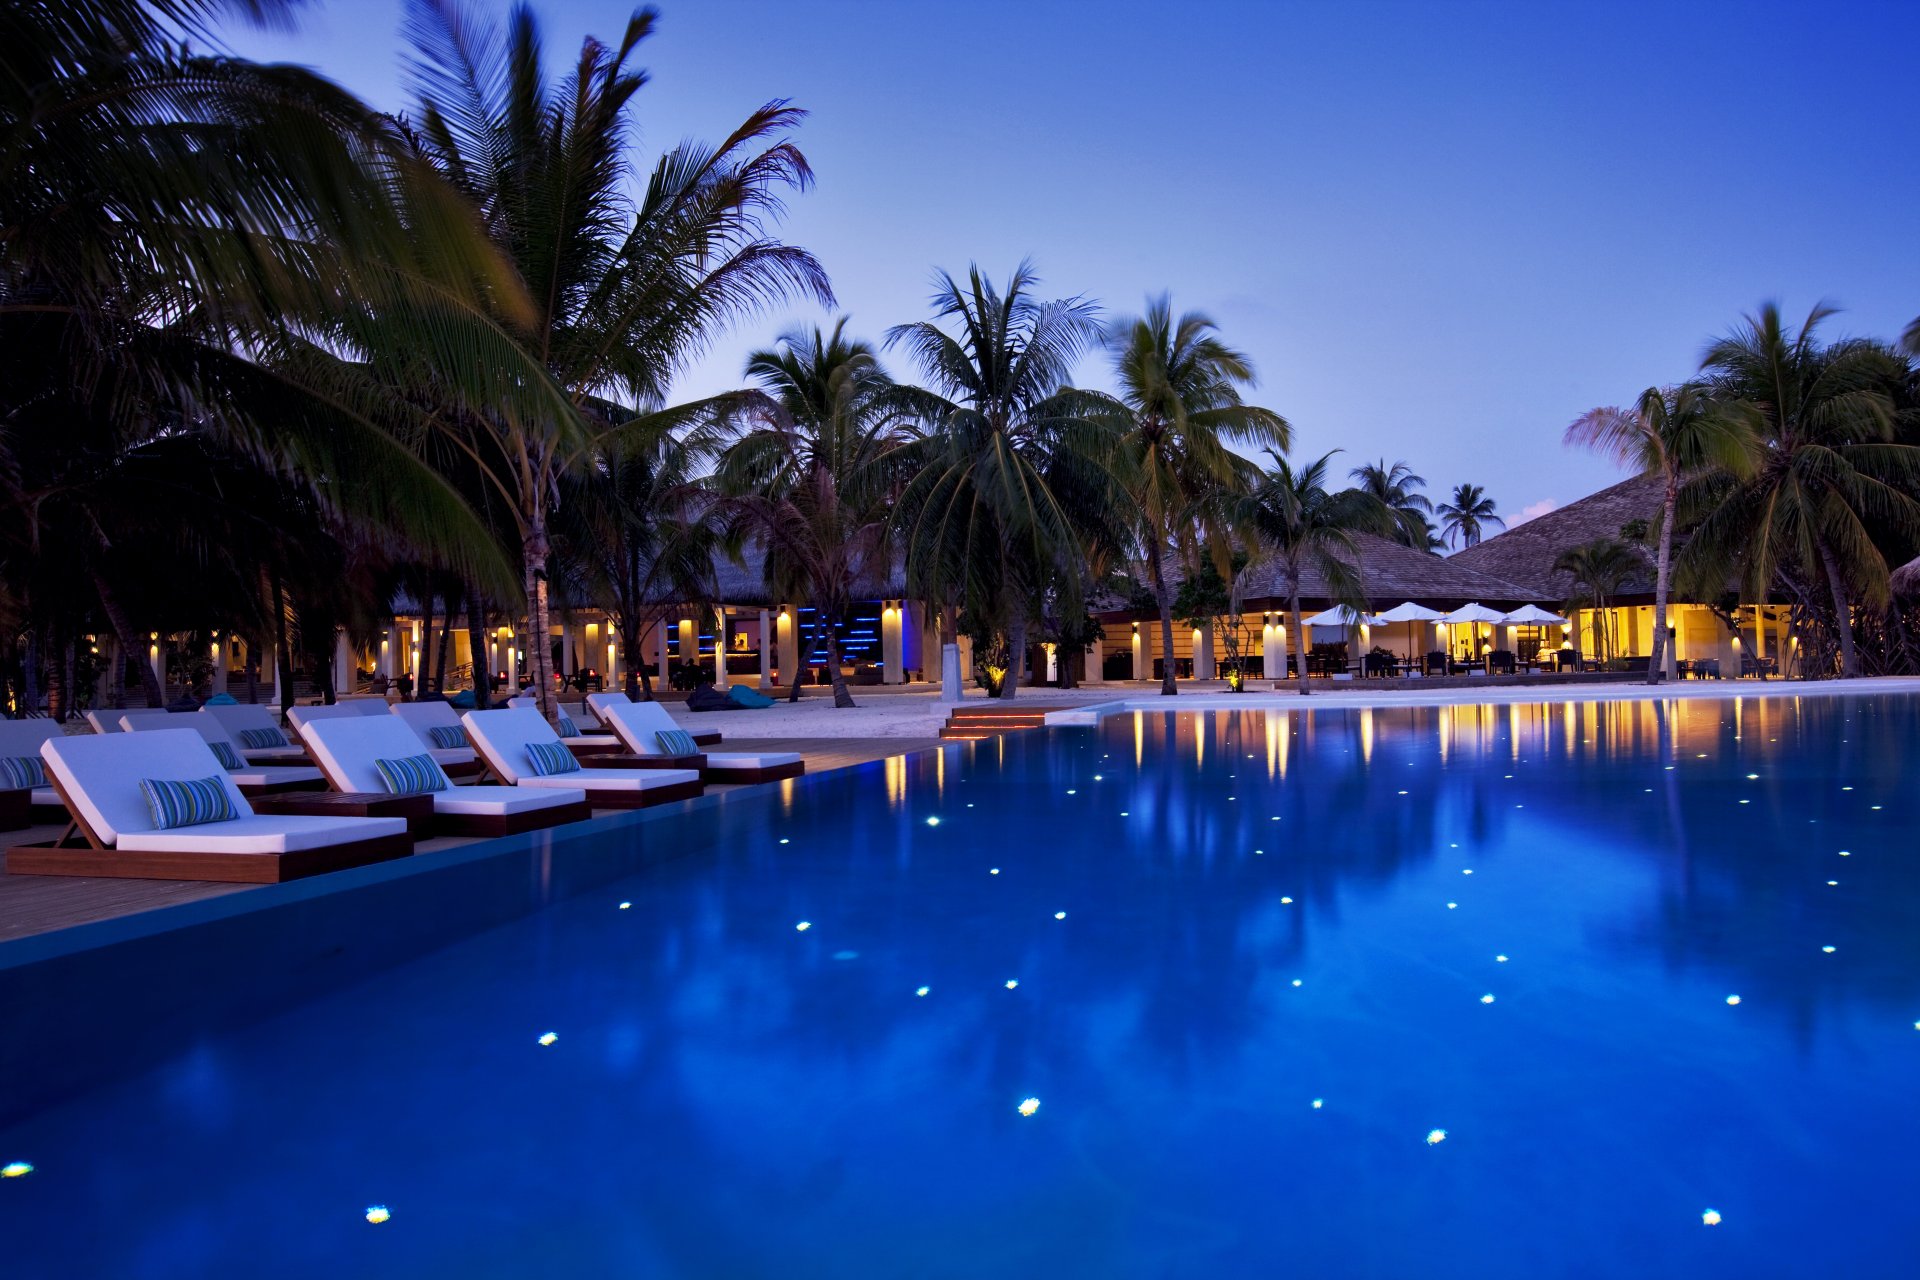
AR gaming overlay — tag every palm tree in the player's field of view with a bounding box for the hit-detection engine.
[886,262,1123,700]
[1679,303,1919,677]
[1351,460,1435,550]
[1565,384,1755,683]
[712,320,912,708]
[397,0,830,713]
[1437,482,1503,548]
[1242,452,1391,696]
[1104,296,1290,695]
[1553,537,1641,662]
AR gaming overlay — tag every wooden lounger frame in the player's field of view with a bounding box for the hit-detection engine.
[3,775,412,884]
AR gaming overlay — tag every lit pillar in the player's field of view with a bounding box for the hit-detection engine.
[1261,615,1281,679]
[678,618,696,666]
[1194,622,1215,680]
[881,600,904,684]
[211,631,228,694]
[1752,603,1767,670]
[956,632,974,685]
[149,632,164,692]
[334,629,353,693]
[713,608,730,689]
[759,609,773,689]
[777,606,799,683]
[561,621,575,677]
[1044,642,1058,683]
[1087,632,1104,684]
[654,619,668,686]
[1131,622,1145,681]
[267,640,283,707]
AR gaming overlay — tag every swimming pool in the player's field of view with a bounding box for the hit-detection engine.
[2,696,1917,1277]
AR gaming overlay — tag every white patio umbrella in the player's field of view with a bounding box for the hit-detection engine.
[1374,602,1447,661]
[1301,604,1381,628]
[1442,602,1507,659]
[1498,604,1569,626]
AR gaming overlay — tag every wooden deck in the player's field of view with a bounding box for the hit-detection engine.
[0,736,943,944]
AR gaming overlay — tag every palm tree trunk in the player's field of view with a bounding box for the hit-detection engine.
[522,520,555,717]
[91,568,163,708]
[1814,534,1858,677]
[416,587,435,701]
[1148,551,1178,696]
[822,605,856,709]
[1003,613,1027,701]
[21,628,42,716]
[466,591,492,710]
[788,613,812,703]
[434,585,457,697]
[1290,573,1312,697]
[49,631,74,723]
[270,572,296,716]
[1649,480,1676,684]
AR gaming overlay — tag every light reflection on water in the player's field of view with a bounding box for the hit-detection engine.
[2,695,1917,1279]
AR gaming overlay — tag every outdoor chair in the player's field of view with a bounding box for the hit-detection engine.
[1489,650,1517,675]
[461,708,703,809]
[387,701,489,776]
[587,696,804,785]
[298,715,589,837]
[0,718,68,820]
[584,691,721,747]
[120,713,329,797]
[1424,651,1448,676]
[200,703,309,763]
[6,728,410,882]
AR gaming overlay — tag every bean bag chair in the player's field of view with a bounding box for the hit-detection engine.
[727,684,777,709]
[685,684,742,712]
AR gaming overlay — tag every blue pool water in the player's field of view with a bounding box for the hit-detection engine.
[3,696,1919,1277]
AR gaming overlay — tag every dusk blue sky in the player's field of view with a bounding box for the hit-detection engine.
[223,0,1920,529]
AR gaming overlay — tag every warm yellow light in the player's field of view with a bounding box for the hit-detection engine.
[1,1162,32,1178]
[1701,1209,1722,1226]
[365,1205,391,1224]
[1426,1129,1447,1145]
[537,1031,558,1046]
[1017,1097,1040,1117]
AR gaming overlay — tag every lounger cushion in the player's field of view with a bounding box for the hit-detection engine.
[117,813,408,854]
[202,706,303,758]
[462,708,583,786]
[518,768,699,793]
[42,729,255,845]
[654,728,699,756]
[31,785,58,807]
[227,766,327,788]
[708,753,805,769]
[139,776,239,829]
[237,726,292,750]
[591,697,691,757]
[432,785,583,816]
[0,720,62,762]
[374,754,451,795]
[426,725,469,749]
[525,741,580,776]
[0,755,47,789]
[208,741,247,771]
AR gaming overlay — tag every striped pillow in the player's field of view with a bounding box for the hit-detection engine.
[237,726,289,750]
[0,755,48,790]
[139,776,237,829]
[373,753,450,795]
[554,713,579,739]
[654,728,699,757]
[427,725,469,750]
[524,741,580,776]
[207,741,247,771]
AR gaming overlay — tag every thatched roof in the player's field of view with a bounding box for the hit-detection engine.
[1446,473,1664,600]
[1096,532,1541,617]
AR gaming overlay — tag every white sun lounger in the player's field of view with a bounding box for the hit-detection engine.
[5,729,410,882]
[120,714,328,797]
[284,699,391,734]
[386,702,486,776]
[199,703,309,763]
[584,690,722,746]
[0,718,68,818]
[588,697,803,784]
[298,715,588,837]
[462,709,702,809]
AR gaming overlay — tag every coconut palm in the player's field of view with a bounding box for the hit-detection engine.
[1553,537,1640,662]
[1679,303,1919,677]
[1351,460,1435,550]
[886,262,1123,700]
[1242,452,1391,696]
[1436,482,1503,548]
[396,0,829,713]
[711,320,913,708]
[1104,296,1290,695]
[1565,384,1755,683]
